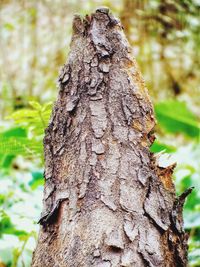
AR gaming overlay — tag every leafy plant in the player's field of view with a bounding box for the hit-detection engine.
[0,101,50,266]
[152,100,200,266]
[0,101,52,169]
[155,100,200,139]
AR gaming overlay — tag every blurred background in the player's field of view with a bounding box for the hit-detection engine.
[0,0,199,266]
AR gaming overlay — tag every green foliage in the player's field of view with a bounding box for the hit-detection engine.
[153,100,200,266]
[8,101,52,136]
[0,101,52,169]
[150,140,176,153]
[29,172,44,190]
[0,101,49,266]
[0,210,27,238]
[155,100,200,138]
[189,245,200,267]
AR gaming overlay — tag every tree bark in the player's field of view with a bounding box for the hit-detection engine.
[32,8,191,267]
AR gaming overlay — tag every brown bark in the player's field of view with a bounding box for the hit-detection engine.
[32,8,191,267]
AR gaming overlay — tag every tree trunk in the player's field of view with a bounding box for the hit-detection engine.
[32,8,191,267]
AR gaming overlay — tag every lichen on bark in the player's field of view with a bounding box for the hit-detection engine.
[32,7,191,267]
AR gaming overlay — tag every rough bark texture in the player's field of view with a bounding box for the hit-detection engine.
[32,8,191,267]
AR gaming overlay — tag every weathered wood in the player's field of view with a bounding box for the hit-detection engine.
[32,8,191,267]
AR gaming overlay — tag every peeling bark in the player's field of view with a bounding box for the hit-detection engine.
[32,8,192,267]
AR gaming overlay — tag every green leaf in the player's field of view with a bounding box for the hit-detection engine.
[150,140,176,153]
[29,101,42,111]
[0,127,27,138]
[155,100,200,138]
[41,101,53,112]
[7,102,52,135]
[7,109,39,122]
[0,137,42,156]
[0,210,27,237]
[29,171,44,190]
[0,129,27,166]
[0,154,15,169]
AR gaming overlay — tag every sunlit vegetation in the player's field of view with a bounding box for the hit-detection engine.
[0,0,199,266]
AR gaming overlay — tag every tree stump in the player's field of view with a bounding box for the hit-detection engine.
[32,8,191,267]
